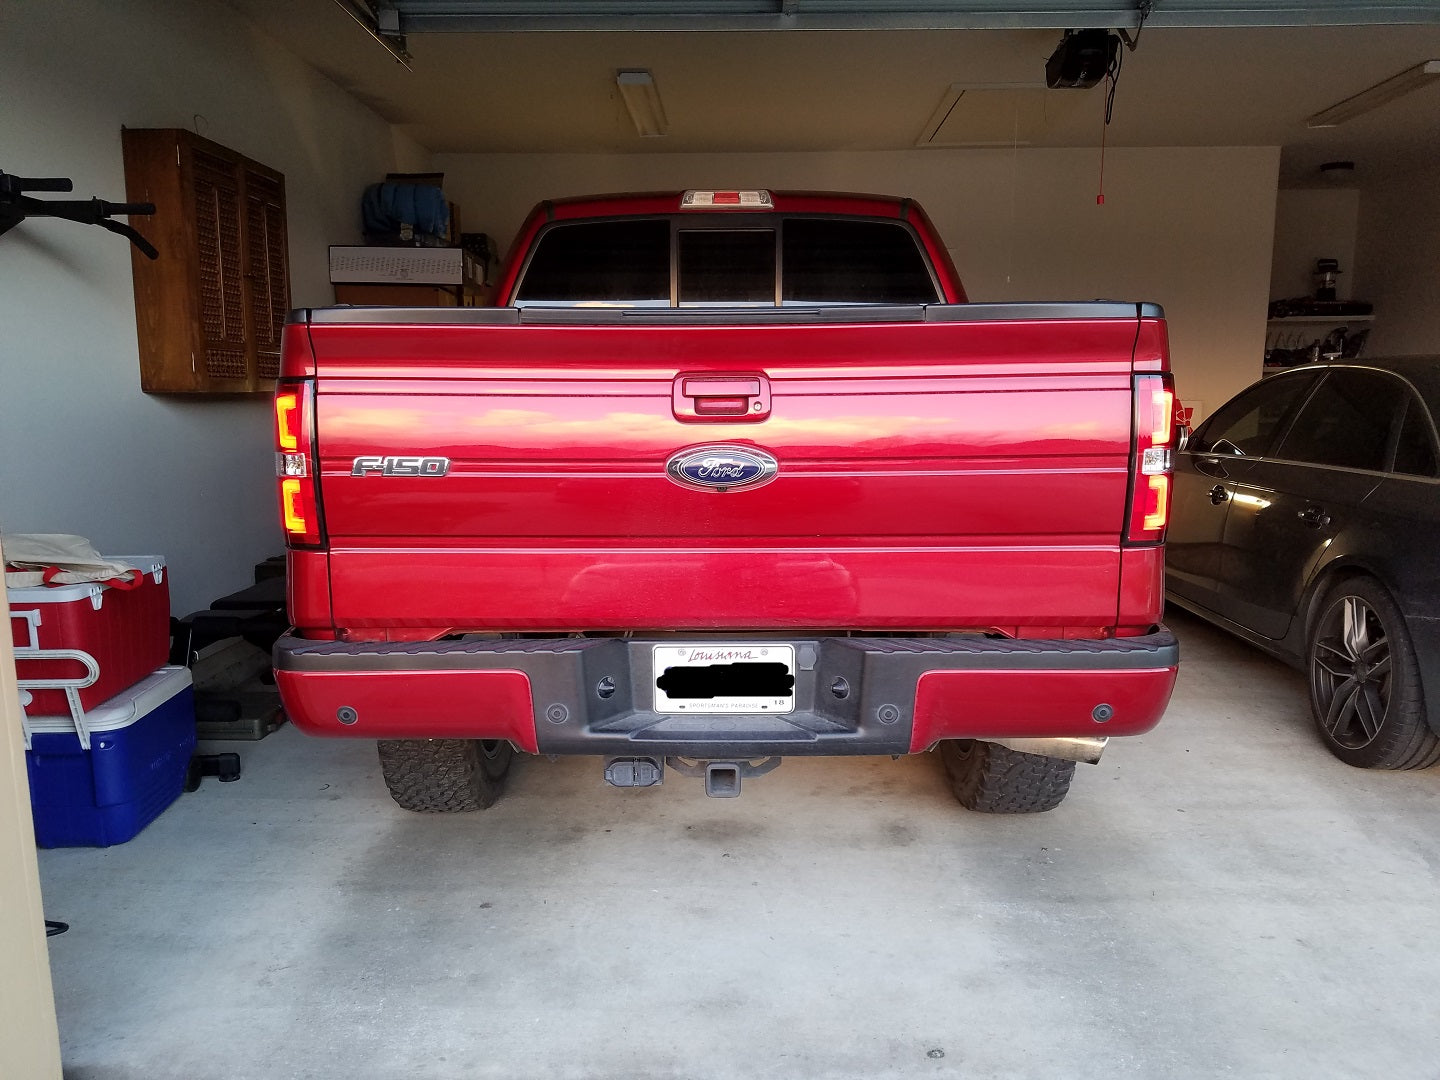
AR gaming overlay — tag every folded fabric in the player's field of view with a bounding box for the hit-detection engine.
[2,533,141,588]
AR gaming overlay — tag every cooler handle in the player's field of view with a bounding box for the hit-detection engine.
[36,564,143,600]
[10,609,42,650]
[15,648,101,750]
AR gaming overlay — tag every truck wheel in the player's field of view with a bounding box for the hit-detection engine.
[938,739,1075,813]
[376,739,514,812]
[1307,578,1438,770]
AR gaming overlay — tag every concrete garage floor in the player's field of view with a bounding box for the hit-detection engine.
[36,609,1440,1080]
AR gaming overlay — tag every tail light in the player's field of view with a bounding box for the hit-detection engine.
[1125,373,1176,544]
[274,328,323,547]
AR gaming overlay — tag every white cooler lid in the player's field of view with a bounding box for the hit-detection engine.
[23,665,192,735]
[6,555,166,604]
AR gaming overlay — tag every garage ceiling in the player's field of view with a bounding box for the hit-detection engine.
[227,1,1440,184]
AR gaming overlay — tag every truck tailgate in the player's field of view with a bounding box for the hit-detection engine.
[303,306,1148,633]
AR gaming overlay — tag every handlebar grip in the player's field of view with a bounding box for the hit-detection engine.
[104,202,156,217]
[19,177,74,193]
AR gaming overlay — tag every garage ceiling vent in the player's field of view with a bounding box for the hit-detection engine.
[917,85,1066,147]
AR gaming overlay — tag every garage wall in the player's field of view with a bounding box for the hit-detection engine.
[1355,164,1440,356]
[1270,188,1360,303]
[0,0,429,613]
[438,146,1279,419]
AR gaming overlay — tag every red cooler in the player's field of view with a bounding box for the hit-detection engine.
[9,556,170,719]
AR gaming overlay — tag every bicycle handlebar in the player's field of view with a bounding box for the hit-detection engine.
[97,219,160,260]
[17,177,74,193]
[1,170,158,258]
[107,202,156,217]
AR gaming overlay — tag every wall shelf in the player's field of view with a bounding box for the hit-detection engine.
[1266,314,1374,325]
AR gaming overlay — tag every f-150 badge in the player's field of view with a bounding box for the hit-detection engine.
[351,455,450,477]
[665,445,778,492]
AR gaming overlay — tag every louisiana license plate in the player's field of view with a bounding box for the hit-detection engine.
[652,644,795,714]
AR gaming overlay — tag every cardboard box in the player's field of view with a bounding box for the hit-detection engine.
[329,245,465,285]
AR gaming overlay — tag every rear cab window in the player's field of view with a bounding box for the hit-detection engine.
[514,216,941,307]
[513,219,670,305]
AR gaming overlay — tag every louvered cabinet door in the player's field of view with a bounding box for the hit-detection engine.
[190,148,251,390]
[242,169,289,384]
[123,128,291,394]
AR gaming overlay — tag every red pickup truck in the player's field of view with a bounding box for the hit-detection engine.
[272,190,1179,814]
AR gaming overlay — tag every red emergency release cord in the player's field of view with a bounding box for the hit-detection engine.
[1097,80,1109,206]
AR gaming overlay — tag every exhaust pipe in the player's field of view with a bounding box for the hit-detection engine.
[988,736,1108,764]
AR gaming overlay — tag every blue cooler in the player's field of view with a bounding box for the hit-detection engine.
[23,665,196,848]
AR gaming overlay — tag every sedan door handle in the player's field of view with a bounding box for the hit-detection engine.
[1298,505,1332,528]
[1208,485,1229,505]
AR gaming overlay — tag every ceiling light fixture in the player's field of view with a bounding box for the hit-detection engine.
[616,70,668,138]
[1306,60,1440,128]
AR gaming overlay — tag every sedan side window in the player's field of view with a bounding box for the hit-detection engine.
[1273,370,1406,472]
[1195,372,1318,457]
[1393,397,1439,477]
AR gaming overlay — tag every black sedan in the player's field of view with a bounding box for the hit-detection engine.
[1167,357,1440,769]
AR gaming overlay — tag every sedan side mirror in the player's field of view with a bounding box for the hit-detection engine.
[1176,424,1192,452]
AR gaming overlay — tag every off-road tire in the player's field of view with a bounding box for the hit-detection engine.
[376,739,514,812]
[1307,577,1439,770]
[939,739,1075,813]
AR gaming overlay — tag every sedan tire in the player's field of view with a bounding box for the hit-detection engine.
[1307,577,1440,770]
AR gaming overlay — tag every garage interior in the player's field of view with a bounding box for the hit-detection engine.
[3,2,1440,1077]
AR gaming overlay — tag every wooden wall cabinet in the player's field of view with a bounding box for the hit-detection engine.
[121,128,290,394]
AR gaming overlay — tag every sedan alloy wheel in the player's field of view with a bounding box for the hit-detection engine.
[1307,578,1439,769]
[1310,595,1390,749]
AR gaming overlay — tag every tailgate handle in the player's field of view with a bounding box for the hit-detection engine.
[673,373,771,422]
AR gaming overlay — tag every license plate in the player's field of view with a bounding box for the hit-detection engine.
[652,644,795,714]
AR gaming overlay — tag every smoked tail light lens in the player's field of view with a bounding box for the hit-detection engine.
[274,379,323,547]
[1140,474,1171,533]
[1125,373,1176,544]
[275,391,301,451]
[281,479,309,535]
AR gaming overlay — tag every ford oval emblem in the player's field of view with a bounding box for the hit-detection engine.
[665,445,779,492]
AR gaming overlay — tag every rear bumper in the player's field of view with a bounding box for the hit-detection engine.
[274,629,1178,758]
